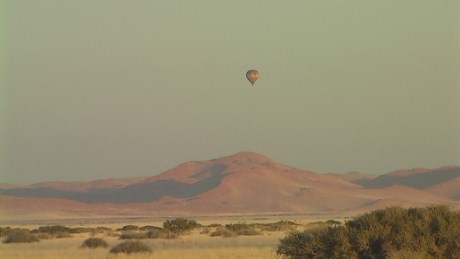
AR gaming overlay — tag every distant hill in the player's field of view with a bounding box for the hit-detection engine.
[424,175,460,200]
[0,152,459,221]
[326,171,376,182]
[354,166,460,189]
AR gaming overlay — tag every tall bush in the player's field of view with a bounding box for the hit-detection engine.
[277,206,460,258]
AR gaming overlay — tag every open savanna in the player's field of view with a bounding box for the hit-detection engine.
[0,214,344,259]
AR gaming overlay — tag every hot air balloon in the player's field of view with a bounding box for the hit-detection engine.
[246,69,259,85]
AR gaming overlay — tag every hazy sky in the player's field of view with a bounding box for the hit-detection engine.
[1,1,459,184]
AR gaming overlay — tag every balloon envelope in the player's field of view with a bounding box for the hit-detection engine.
[246,70,259,85]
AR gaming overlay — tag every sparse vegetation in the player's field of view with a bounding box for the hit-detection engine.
[325,219,342,225]
[147,228,178,239]
[110,240,152,254]
[0,226,13,237]
[3,229,39,243]
[32,225,72,238]
[119,231,148,239]
[277,206,460,258]
[140,225,160,231]
[225,222,262,236]
[80,237,108,248]
[118,224,139,231]
[163,217,200,235]
[210,227,237,238]
[208,221,296,238]
[29,225,111,240]
[257,220,298,232]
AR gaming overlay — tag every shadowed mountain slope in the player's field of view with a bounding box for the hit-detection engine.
[425,175,460,200]
[0,152,459,220]
[354,166,460,189]
[0,163,228,203]
[0,152,358,205]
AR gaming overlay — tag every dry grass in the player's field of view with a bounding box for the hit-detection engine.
[0,215,343,259]
[0,232,283,259]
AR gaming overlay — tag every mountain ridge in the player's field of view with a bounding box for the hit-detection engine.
[1,151,459,221]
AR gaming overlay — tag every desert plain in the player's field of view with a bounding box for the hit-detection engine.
[0,214,345,259]
[1,153,460,258]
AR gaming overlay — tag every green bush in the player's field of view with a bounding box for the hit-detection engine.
[81,237,108,248]
[277,206,460,258]
[3,229,39,243]
[163,218,199,235]
[110,240,152,254]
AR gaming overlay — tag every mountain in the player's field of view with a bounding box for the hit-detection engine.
[29,176,150,192]
[1,152,459,221]
[0,152,359,204]
[354,166,460,189]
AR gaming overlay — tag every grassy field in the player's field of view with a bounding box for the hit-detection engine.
[0,233,283,258]
[0,215,341,259]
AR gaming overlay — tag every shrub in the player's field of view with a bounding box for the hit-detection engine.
[277,228,324,258]
[210,227,237,238]
[140,225,161,231]
[81,237,108,248]
[118,225,139,231]
[147,228,178,239]
[200,227,211,234]
[0,227,12,237]
[3,229,39,243]
[110,240,152,254]
[259,220,298,232]
[277,206,460,258]
[225,223,262,236]
[119,232,148,239]
[163,218,199,235]
[208,223,222,227]
[35,232,53,240]
[35,225,71,234]
[33,225,72,238]
[147,228,163,239]
[325,219,342,225]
